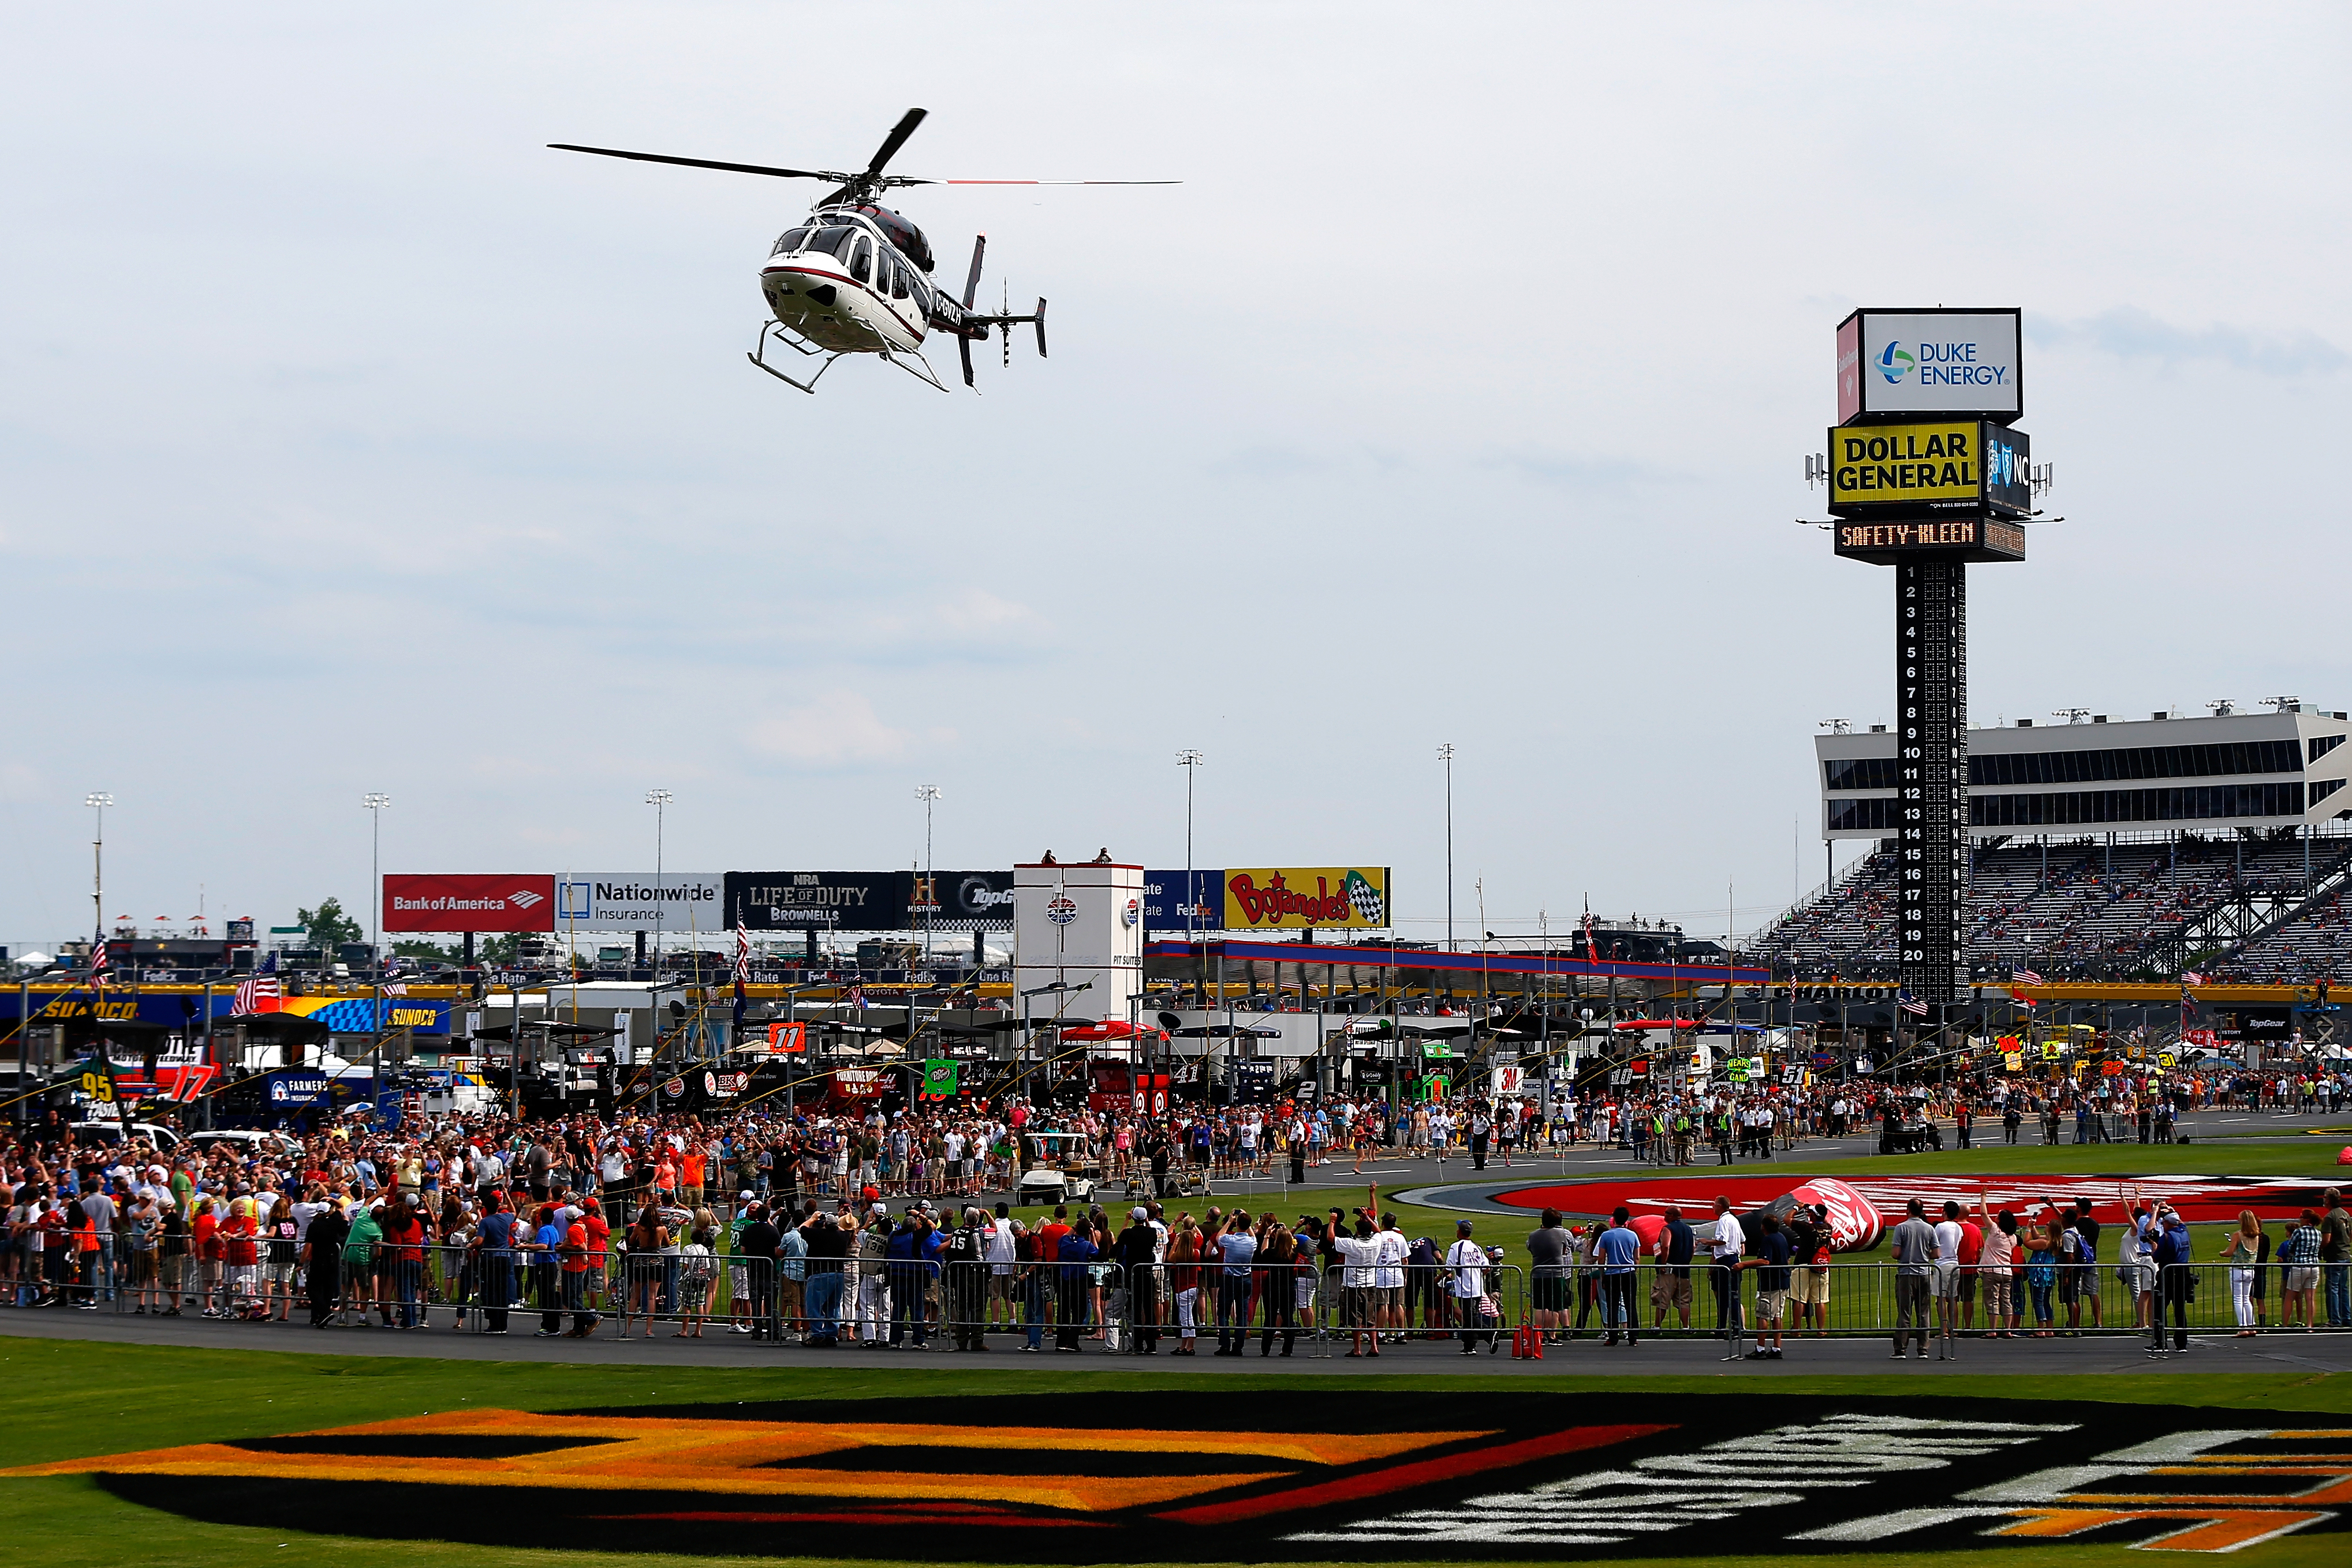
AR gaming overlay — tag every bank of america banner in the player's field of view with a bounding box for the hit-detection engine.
[726,871,1015,932]
[554,874,725,932]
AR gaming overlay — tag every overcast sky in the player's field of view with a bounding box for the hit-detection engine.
[2,3,2347,957]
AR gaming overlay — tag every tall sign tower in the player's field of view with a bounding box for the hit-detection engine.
[1824,308,2033,1010]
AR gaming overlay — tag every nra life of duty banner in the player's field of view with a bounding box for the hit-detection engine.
[726,871,1017,932]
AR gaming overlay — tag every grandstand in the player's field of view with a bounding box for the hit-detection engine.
[1747,830,2352,980]
[1745,705,2352,981]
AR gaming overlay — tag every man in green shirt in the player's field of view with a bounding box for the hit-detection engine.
[340,1202,382,1327]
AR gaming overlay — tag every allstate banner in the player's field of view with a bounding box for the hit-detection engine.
[1141,869,1223,932]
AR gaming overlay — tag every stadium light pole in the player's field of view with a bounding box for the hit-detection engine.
[363,793,390,1092]
[362,794,390,971]
[916,784,942,965]
[646,790,673,978]
[85,792,113,946]
[1438,744,1455,954]
[1178,750,1204,1002]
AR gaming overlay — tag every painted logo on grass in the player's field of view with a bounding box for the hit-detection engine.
[1465,1173,2344,1229]
[8,1393,2346,1558]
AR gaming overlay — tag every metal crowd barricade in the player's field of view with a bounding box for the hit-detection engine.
[929,1258,1122,1352]
[1122,1261,1320,1357]
[1615,1258,2167,1344]
[2148,1261,2343,1349]
[1304,1261,1528,1352]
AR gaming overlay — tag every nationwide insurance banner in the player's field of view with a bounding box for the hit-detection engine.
[554,873,725,934]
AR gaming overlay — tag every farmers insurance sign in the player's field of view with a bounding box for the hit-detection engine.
[383,874,555,933]
[1836,308,2021,421]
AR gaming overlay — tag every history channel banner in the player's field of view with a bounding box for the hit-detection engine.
[1222,867,1391,931]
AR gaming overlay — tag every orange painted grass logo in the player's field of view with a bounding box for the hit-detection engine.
[4,1409,1659,1526]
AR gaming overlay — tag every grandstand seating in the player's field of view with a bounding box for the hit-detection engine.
[1744,831,2352,981]
[2213,884,2352,983]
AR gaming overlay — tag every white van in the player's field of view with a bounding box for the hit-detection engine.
[68,1120,182,1151]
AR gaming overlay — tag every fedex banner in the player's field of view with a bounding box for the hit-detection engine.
[383,874,555,933]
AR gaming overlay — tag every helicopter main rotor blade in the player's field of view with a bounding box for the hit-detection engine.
[548,144,838,182]
[926,179,1182,186]
[863,108,928,181]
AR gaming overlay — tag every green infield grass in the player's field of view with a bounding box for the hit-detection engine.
[2,1338,2349,1568]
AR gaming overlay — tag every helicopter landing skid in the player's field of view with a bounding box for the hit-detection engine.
[878,345,950,394]
[745,320,839,394]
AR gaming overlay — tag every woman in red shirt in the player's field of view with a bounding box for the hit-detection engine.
[192,1200,224,1317]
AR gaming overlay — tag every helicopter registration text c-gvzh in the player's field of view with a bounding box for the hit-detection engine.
[551,108,1174,395]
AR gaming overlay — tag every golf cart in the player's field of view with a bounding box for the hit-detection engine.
[1016,1130,1102,1205]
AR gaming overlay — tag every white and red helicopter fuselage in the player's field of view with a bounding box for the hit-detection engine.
[759,204,955,356]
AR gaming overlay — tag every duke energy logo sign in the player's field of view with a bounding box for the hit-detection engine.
[1838,309,2021,420]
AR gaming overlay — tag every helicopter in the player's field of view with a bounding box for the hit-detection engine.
[551,108,1171,394]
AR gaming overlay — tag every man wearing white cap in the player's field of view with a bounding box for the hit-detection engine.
[1115,1206,1161,1353]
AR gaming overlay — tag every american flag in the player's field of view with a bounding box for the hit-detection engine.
[2181,970,2208,987]
[2014,966,2045,986]
[1582,904,1599,966]
[88,939,110,986]
[233,973,281,1014]
[1898,989,1929,1017]
[730,920,749,1039]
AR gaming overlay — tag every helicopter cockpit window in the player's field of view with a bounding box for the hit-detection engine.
[847,236,872,285]
[806,227,855,259]
[770,226,811,257]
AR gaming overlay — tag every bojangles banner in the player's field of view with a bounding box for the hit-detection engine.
[10,1392,2345,1559]
[1222,867,1391,930]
